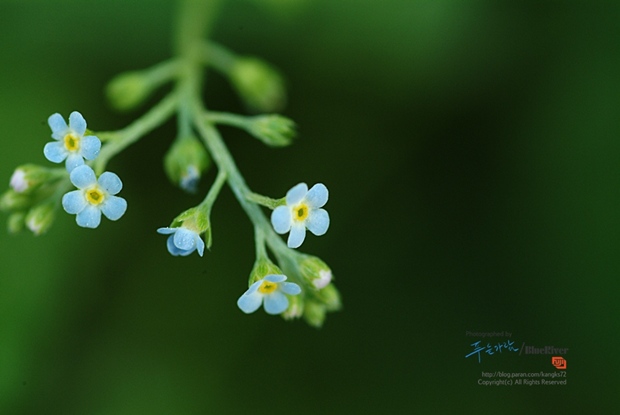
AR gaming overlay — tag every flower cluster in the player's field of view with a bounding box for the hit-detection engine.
[1,20,340,328]
[231,182,337,326]
[1,111,127,234]
[48,113,127,228]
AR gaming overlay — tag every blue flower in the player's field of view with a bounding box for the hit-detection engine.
[44,111,101,172]
[271,183,330,248]
[157,227,205,257]
[62,165,127,228]
[237,274,302,315]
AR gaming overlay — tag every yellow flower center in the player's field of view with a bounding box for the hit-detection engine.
[293,203,309,222]
[86,187,105,205]
[258,280,278,294]
[64,133,80,152]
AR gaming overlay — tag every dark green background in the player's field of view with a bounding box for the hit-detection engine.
[1,0,618,413]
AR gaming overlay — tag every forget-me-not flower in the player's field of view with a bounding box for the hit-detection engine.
[271,183,330,248]
[237,274,301,315]
[44,112,101,172]
[62,165,127,228]
[157,226,205,257]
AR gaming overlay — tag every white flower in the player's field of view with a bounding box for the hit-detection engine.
[271,183,330,248]
[237,274,301,315]
[44,111,101,172]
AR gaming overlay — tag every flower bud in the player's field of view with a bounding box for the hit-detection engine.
[7,212,25,233]
[25,201,55,235]
[248,115,296,147]
[0,190,31,211]
[297,254,333,289]
[106,71,151,111]
[230,57,286,112]
[317,283,341,312]
[281,294,304,320]
[164,136,211,193]
[9,164,57,194]
[303,300,326,328]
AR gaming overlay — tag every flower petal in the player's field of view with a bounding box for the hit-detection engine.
[98,171,122,194]
[264,274,287,283]
[70,165,97,188]
[76,205,101,228]
[62,190,87,214]
[237,291,263,314]
[101,196,127,220]
[157,227,176,235]
[195,235,205,257]
[69,111,87,136]
[173,228,197,251]
[166,235,192,256]
[305,183,328,208]
[271,206,291,234]
[281,282,302,295]
[263,291,289,315]
[245,280,262,295]
[306,209,330,236]
[287,223,306,248]
[43,142,68,163]
[48,113,68,138]
[80,135,101,161]
[286,182,307,205]
[65,153,85,173]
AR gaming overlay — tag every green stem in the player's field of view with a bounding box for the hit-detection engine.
[174,0,223,57]
[94,93,178,174]
[199,169,227,213]
[144,58,182,87]
[203,41,237,72]
[254,226,267,259]
[192,108,289,256]
[175,0,291,260]
[205,111,250,129]
[246,192,283,209]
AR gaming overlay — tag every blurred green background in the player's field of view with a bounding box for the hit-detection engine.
[1,0,619,413]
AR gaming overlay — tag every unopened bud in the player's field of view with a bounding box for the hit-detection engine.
[164,136,210,193]
[106,71,152,111]
[303,300,326,328]
[7,212,26,233]
[281,294,304,320]
[248,115,296,147]
[0,190,31,211]
[9,164,57,194]
[25,202,55,235]
[297,255,333,289]
[230,57,286,112]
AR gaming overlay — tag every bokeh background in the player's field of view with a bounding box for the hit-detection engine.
[1,0,619,413]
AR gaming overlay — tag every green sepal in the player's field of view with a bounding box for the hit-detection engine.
[248,114,296,147]
[169,206,212,249]
[248,256,284,286]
